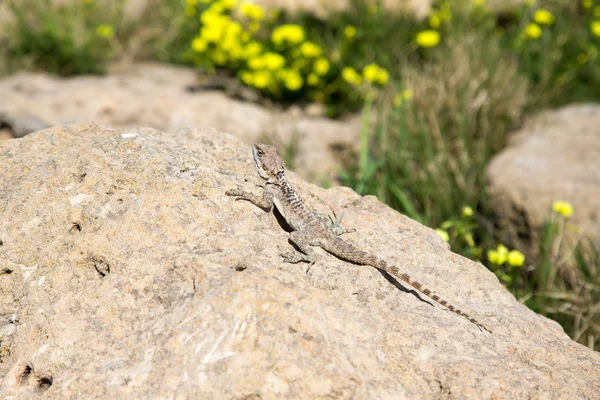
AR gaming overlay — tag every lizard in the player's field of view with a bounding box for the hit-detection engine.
[226,143,491,333]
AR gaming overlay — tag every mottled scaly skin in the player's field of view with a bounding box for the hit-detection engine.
[227,144,490,333]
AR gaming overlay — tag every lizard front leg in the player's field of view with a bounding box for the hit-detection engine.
[226,186,274,211]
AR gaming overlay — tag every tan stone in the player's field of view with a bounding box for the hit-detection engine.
[0,123,598,398]
[486,104,600,261]
[0,63,360,182]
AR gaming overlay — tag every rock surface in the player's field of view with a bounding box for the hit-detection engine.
[0,63,360,182]
[0,123,599,399]
[486,104,600,260]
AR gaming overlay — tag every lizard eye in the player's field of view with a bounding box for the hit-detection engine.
[256,149,264,156]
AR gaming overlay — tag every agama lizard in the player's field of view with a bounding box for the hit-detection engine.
[226,144,490,333]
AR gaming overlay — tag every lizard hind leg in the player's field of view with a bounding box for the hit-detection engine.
[281,230,320,272]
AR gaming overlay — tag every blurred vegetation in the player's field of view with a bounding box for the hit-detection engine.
[0,0,598,349]
[0,0,129,75]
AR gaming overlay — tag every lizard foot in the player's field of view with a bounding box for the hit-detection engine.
[327,211,356,236]
[280,251,315,265]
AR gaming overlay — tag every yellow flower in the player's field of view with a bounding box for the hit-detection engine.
[248,55,265,69]
[429,14,441,29]
[201,8,227,24]
[220,0,238,10]
[200,14,231,42]
[552,200,574,218]
[435,229,450,242]
[206,2,225,15]
[228,44,244,60]
[533,9,555,25]
[592,21,600,37]
[344,25,356,39]
[415,30,440,48]
[462,206,474,217]
[583,0,593,9]
[271,24,305,46]
[362,63,388,86]
[96,24,114,39]
[192,37,208,52]
[307,73,319,86]
[225,20,242,37]
[488,245,509,265]
[300,41,322,58]
[377,69,389,85]
[525,23,542,39]
[240,71,254,85]
[496,245,509,265]
[507,250,525,267]
[393,89,413,107]
[487,250,499,265]
[239,2,264,20]
[362,64,379,83]
[341,67,362,85]
[313,57,330,76]
[253,70,271,89]
[243,41,262,58]
[279,69,303,91]
[263,52,285,71]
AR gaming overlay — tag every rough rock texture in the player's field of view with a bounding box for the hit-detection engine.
[0,123,599,399]
[0,63,360,182]
[251,0,431,18]
[486,104,600,259]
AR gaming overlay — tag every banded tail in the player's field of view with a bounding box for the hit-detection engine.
[323,236,491,333]
[383,261,491,333]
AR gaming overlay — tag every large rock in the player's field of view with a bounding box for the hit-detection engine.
[486,104,600,260]
[0,63,360,182]
[0,123,599,398]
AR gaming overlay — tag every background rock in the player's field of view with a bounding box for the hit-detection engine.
[0,123,599,399]
[486,104,600,261]
[251,0,431,19]
[0,63,360,182]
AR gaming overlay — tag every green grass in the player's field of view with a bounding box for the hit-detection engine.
[336,1,600,349]
[0,0,131,75]
[0,0,598,349]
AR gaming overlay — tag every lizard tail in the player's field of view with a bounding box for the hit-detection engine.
[380,259,491,333]
[323,236,490,333]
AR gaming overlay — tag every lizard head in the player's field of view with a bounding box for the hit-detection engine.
[252,143,284,181]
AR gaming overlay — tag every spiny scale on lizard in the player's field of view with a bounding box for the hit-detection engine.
[226,143,491,333]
